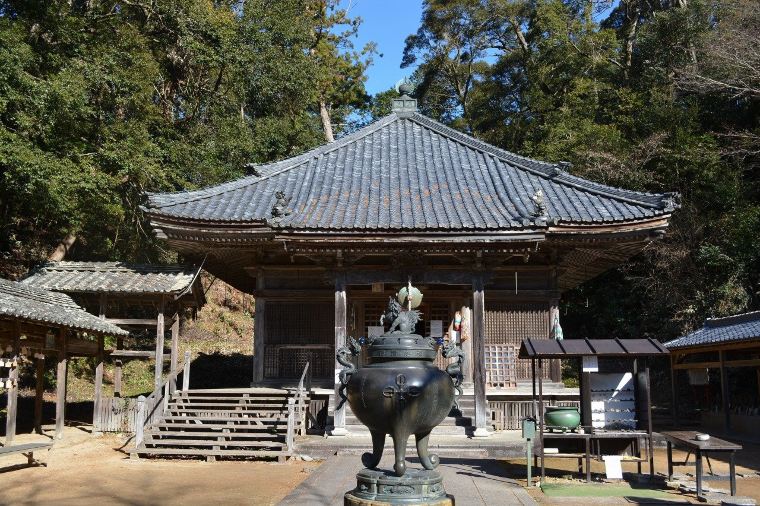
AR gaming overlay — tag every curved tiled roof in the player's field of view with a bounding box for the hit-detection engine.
[664,311,760,349]
[146,112,677,231]
[0,278,128,335]
[22,262,200,295]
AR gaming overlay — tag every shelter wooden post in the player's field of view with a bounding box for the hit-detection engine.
[55,327,68,439]
[170,312,180,393]
[252,273,266,384]
[34,354,45,434]
[154,295,166,390]
[93,335,104,435]
[719,350,730,431]
[330,273,349,436]
[472,275,490,438]
[538,358,545,482]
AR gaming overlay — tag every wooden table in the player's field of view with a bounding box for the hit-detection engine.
[661,431,742,498]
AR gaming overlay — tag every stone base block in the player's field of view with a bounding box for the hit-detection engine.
[344,468,453,506]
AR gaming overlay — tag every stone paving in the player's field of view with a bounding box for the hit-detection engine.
[279,454,537,506]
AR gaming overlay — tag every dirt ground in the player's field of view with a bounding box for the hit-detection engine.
[0,427,320,506]
[508,443,760,504]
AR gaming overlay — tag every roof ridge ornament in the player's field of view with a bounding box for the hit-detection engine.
[392,77,418,114]
[271,190,292,221]
[531,189,548,221]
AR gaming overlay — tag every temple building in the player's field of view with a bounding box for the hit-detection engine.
[143,92,678,436]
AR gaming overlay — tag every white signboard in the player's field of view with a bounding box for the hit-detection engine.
[582,356,599,372]
[430,320,443,338]
[589,372,636,429]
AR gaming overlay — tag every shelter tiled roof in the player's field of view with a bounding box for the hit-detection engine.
[145,112,677,231]
[664,311,760,350]
[21,262,201,295]
[0,278,128,335]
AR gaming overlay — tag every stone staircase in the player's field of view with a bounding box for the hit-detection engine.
[132,388,308,461]
[336,394,476,436]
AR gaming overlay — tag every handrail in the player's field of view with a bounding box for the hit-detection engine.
[134,352,191,450]
[286,362,311,453]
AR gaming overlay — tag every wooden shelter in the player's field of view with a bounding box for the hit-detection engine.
[519,338,669,481]
[143,92,678,436]
[21,261,205,393]
[665,311,760,436]
[0,278,128,444]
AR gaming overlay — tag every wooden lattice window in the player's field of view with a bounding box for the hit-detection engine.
[485,302,550,380]
[484,344,517,388]
[264,302,333,379]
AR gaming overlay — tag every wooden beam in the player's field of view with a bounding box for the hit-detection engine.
[472,275,489,437]
[55,327,68,439]
[673,361,721,370]
[105,317,176,326]
[252,273,266,384]
[340,270,494,285]
[331,273,348,436]
[108,350,170,359]
[154,296,166,390]
[93,334,104,434]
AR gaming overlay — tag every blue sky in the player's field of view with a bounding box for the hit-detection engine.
[348,0,423,95]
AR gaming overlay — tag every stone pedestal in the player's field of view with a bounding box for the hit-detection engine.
[344,468,453,506]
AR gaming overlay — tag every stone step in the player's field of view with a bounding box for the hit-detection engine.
[144,439,287,449]
[150,422,288,432]
[145,430,285,440]
[160,415,288,423]
[133,446,289,458]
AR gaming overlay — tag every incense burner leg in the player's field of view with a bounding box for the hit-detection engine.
[392,430,409,476]
[415,430,439,470]
[361,430,386,469]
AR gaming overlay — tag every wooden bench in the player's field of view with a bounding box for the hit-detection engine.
[662,430,742,499]
[0,441,54,467]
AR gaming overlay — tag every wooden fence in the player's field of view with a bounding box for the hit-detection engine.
[489,399,580,431]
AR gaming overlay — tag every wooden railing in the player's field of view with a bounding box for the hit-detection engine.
[134,351,191,449]
[489,399,580,431]
[286,361,311,453]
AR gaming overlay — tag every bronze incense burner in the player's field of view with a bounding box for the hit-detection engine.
[338,285,463,504]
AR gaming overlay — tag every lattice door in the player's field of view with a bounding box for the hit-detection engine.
[484,344,517,388]
[485,302,550,380]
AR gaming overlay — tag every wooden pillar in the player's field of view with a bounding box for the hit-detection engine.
[95,294,107,434]
[55,327,68,439]
[461,304,474,387]
[252,274,266,385]
[93,335,104,434]
[114,337,123,397]
[330,273,349,436]
[670,353,678,427]
[34,355,45,434]
[170,311,180,393]
[538,358,545,482]
[472,275,490,437]
[549,302,561,382]
[154,296,165,390]
[719,350,730,432]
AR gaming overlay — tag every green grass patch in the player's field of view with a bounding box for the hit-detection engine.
[540,483,672,499]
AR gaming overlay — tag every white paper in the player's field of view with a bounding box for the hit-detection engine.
[603,456,623,479]
[582,356,599,372]
[430,320,443,338]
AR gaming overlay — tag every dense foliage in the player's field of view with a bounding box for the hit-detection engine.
[0,0,372,277]
[402,0,759,338]
[1,0,757,341]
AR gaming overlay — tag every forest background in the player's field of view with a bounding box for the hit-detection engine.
[1,0,758,344]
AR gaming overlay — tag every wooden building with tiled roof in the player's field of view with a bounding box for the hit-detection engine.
[143,92,679,437]
[665,311,760,436]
